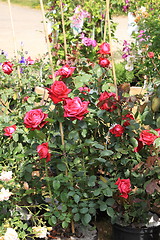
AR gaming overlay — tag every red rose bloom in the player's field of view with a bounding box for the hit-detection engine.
[97,42,111,55]
[147,52,154,58]
[63,97,89,120]
[115,178,131,199]
[24,109,48,130]
[46,81,72,104]
[139,129,157,145]
[109,124,124,137]
[37,142,51,162]
[122,113,134,127]
[4,124,16,138]
[55,64,75,79]
[2,62,13,75]
[97,91,117,112]
[122,113,134,120]
[99,57,110,67]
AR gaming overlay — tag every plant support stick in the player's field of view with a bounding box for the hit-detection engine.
[39,0,55,82]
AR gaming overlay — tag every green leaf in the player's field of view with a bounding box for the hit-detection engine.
[83,213,91,224]
[106,198,115,207]
[107,207,115,218]
[93,143,104,149]
[88,175,96,187]
[93,188,101,196]
[50,216,57,225]
[57,163,67,171]
[13,133,19,142]
[130,138,138,148]
[100,150,114,156]
[154,138,160,148]
[100,202,107,211]
[62,221,69,228]
[74,194,80,203]
[80,208,88,214]
[34,130,46,140]
[53,180,60,190]
[74,213,80,221]
[44,212,52,217]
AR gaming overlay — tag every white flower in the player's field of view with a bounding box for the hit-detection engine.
[125,62,134,71]
[32,226,48,238]
[0,171,12,182]
[4,228,19,240]
[0,188,12,201]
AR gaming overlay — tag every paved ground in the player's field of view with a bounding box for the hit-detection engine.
[0,1,131,59]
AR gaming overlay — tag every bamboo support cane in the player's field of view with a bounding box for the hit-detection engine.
[105,0,119,100]
[60,0,67,59]
[59,0,75,234]
[7,0,21,81]
[39,0,55,82]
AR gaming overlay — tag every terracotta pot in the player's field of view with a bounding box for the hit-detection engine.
[112,223,160,240]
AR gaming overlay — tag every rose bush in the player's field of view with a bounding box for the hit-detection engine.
[0,0,160,238]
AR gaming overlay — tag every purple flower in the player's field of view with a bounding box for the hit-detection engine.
[123,5,129,12]
[19,56,26,64]
[122,53,129,59]
[80,34,97,47]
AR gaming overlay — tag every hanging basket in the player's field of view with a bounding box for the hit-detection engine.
[112,223,160,240]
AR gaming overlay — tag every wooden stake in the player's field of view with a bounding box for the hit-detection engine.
[59,1,75,234]
[106,0,118,99]
[103,0,108,42]
[7,0,21,81]
[39,0,55,82]
[60,0,67,59]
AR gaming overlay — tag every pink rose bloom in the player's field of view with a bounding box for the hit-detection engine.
[4,125,16,138]
[109,124,125,137]
[147,52,154,58]
[64,97,89,120]
[79,87,90,95]
[97,42,111,55]
[97,91,117,112]
[55,64,75,79]
[24,109,48,130]
[82,37,93,46]
[23,96,29,102]
[26,56,34,65]
[115,178,131,199]
[99,57,110,68]
[139,129,157,145]
[46,81,72,104]
[37,143,51,162]
[2,62,13,75]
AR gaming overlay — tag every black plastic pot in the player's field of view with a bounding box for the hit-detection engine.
[112,223,160,240]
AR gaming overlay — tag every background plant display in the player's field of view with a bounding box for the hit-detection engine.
[0,0,160,239]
